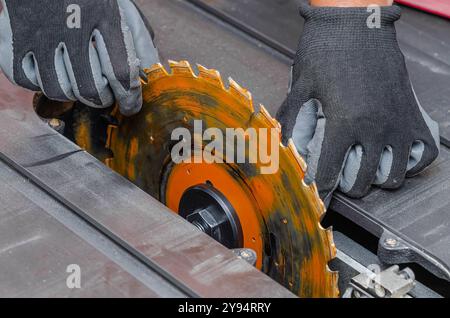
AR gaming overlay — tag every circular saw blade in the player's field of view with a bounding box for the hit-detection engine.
[102,60,338,298]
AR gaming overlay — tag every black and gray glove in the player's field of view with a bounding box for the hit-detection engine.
[277,4,440,205]
[0,0,159,115]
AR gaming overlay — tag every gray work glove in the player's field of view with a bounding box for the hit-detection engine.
[277,4,440,206]
[0,0,159,115]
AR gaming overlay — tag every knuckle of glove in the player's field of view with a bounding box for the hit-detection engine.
[79,87,104,107]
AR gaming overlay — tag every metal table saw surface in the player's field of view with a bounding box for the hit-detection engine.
[0,0,449,296]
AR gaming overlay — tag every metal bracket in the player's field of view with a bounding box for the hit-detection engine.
[343,265,416,298]
[378,230,450,281]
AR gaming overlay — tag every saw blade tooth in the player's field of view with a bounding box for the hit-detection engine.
[310,182,327,216]
[287,139,307,173]
[300,177,326,220]
[326,227,337,259]
[169,60,195,77]
[146,63,169,82]
[319,196,326,215]
[259,105,281,131]
[326,266,340,298]
[197,64,225,89]
[228,78,254,111]
[315,190,327,220]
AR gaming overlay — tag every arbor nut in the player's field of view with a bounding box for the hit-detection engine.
[187,209,224,240]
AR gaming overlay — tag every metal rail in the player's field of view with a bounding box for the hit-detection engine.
[0,150,199,298]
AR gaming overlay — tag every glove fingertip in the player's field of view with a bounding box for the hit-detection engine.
[345,184,372,199]
[118,89,143,116]
[406,141,440,177]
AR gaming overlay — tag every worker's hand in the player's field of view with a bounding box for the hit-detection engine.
[277,4,440,206]
[0,0,158,116]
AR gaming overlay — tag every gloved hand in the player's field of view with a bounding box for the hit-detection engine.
[277,4,440,206]
[0,0,159,115]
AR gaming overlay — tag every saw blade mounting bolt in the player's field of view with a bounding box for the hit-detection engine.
[187,208,226,240]
[179,184,244,249]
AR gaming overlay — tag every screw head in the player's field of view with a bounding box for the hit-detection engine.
[49,118,61,128]
[385,237,399,248]
[233,248,257,266]
[47,118,65,133]
[374,283,386,298]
